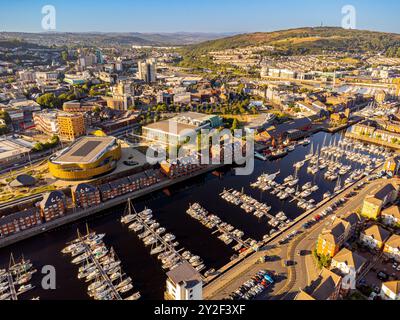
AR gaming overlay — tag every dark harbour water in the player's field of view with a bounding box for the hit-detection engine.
[0,130,380,300]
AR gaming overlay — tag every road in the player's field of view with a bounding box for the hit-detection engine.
[204,174,388,300]
[276,177,387,300]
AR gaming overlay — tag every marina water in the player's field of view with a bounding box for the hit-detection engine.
[0,130,383,300]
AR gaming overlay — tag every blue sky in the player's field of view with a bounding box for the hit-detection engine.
[0,0,399,33]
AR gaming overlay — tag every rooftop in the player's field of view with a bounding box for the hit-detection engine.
[0,136,33,161]
[166,261,202,286]
[362,224,391,243]
[386,234,400,249]
[143,119,198,137]
[9,174,36,188]
[51,136,117,165]
[382,205,400,219]
[332,248,367,271]
[308,268,342,300]
[383,281,400,295]
[143,112,221,136]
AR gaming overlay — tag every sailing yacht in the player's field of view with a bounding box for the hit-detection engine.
[121,199,138,224]
[323,191,332,199]
[305,143,314,160]
[334,178,342,194]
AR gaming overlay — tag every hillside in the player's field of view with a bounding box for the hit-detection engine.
[0,32,235,48]
[184,27,400,56]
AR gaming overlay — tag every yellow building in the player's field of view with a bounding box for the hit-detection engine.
[316,217,351,257]
[385,156,400,176]
[361,183,399,219]
[48,136,121,181]
[57,113,86,141]
[361,197,383,220]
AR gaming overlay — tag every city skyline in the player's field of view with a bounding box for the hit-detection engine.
[1,0,400,34]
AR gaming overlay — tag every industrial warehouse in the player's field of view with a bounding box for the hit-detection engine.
[48,136,122,180]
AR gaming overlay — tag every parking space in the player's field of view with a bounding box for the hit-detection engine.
[357,249,400,298]
[225,270,276,300]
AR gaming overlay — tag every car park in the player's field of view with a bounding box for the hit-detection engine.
[228,271,274,300]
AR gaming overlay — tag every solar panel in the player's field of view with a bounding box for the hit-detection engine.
[71,141,102,157]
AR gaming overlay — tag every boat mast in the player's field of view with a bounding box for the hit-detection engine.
[77,228,82,241]
[9,252,15,269]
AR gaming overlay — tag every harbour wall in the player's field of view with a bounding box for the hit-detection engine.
[0,164,227,249]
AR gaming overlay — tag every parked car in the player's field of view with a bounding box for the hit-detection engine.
[377,271,389,281]
[368,292,377,300]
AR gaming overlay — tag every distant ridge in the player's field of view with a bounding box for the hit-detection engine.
[0,31,239,47]
[185,27,400,55]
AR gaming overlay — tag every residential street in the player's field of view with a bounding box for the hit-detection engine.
[204,175,388,300]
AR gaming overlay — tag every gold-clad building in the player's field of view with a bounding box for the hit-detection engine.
[49,136,121,181]
[57,113,86,141]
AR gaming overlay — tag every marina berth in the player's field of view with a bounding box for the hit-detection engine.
[62,226,140,301]
[122,200,208,276]
[186,203,257,255]
[0,254,37,301]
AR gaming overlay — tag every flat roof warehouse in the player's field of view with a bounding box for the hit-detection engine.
[52,137,117,165]
[143,112,222,136]
[0,136,33,163]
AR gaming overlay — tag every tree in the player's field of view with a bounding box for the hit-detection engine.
[0,110,11,125]
[37,93,61,109]
[0,125,9,135]
[61,51,68,62]
[231,118,239,131]
[32,142,44,152]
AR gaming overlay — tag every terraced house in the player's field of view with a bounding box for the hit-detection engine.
[359,224,391,251]
[381,205,400,227]
[384,234,400,262]
[349,120,400,148]
[295,268,342,300]
[330,248,367,291]
[361,183,399,220]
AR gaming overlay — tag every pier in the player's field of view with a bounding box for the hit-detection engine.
[214,225,252,250]
[220,189,275,220]
[82,242,122,300]
[126,208,207,279]
[187,203,255,252]
[7,273,17,301]
[64,230,138,300]
[133,214,186,264]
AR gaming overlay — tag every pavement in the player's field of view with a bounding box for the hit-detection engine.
[203,174,389,300]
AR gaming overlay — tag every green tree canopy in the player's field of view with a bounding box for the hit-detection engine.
[37,93,61,109]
